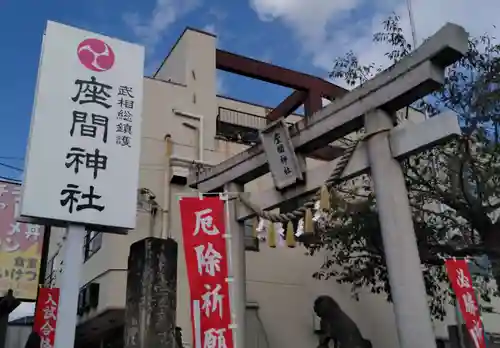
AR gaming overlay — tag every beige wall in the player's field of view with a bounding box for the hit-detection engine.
[6,325,32,348]
[45,27,500,348]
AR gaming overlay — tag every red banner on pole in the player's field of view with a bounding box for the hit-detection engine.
[33,288,60,348]
[179,196,234,348]
[445,259,485,348]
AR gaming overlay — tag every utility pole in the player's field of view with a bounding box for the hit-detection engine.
[406,0,418,48]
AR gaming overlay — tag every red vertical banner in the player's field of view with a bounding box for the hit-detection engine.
[445,259,486,348]
[33,288,60,348]
[179,196,234,348]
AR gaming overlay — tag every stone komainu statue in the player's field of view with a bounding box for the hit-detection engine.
[175,326,184,348]
[314,295,372,348]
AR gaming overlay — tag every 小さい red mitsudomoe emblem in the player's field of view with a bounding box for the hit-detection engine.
[76,38,115,72]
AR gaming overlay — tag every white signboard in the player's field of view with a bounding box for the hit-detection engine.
[260,119,304,190]
[20,21,144,233]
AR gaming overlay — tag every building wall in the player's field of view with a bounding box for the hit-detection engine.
[154,31,188,85]
[6,325,31,348]
[44,27,500,348]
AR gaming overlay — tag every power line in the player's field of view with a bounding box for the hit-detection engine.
[0,175,21,182]
[0,156,24,161]
[406,0,418,49]
[0,162,23,172]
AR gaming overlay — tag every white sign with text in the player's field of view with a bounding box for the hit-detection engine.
[260,119,305,190]
[20,21,145,232]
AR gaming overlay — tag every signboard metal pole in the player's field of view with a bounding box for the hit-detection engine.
[53,225,85,348]
[223,183,246,348]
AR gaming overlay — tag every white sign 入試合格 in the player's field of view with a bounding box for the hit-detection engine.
[20,21,144,233]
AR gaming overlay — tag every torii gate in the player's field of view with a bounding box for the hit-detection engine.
[188,23,468,348]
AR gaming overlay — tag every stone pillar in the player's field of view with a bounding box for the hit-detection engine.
[365,110,436,348]
[124,237,178,348]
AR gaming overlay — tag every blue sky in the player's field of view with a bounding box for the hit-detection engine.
[0,0,498,183]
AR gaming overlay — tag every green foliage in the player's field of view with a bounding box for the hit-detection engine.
[311,14,500,320]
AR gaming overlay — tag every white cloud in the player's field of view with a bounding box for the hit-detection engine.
[123,0,200,54]
[250,0,362,50]
[208,7,228,21]
[250,0,500,77]
[202,24,217,36]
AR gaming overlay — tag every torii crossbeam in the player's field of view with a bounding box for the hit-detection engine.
[190,23,469,348]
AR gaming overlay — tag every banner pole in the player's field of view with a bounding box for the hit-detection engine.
[223,183,246,348]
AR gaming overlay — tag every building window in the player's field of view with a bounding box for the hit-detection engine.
[44,252,58,287]
[83,230,103,261]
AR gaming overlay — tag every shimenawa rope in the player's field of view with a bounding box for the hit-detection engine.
[237,140,359,223]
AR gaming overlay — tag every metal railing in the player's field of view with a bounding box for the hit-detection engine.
[218,107,269,130]
[217,107,294,130]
